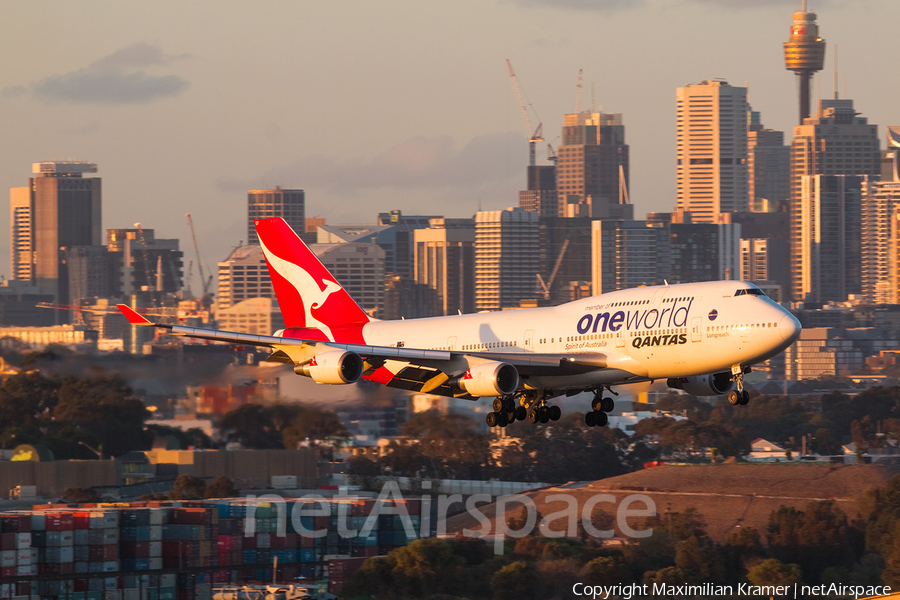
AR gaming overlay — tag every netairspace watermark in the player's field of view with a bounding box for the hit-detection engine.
[572,583,893,599]
[242,480,657,554]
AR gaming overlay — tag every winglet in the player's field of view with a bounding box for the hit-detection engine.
[117,304,154,326]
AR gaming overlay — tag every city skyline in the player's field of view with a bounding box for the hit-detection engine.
[1,1,897,281]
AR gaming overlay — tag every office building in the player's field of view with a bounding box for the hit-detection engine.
[556,111,630,219]
[216,297,284,336]
[10,187,33,282]
[414,218,475,316]
[795,175,864,304]
[309,243,385,316]
[675,81,749,222]
[106,228,183,297]
[377,210,439,280]
[247,188,304,245]
[9,162,102,310]
[216,245,275,311]
[475,208,539,311]
[789,99,880,300]
[739,238,788,301]
[519,165,558,217]
[670,222,741,284]
[747,112,790,213]
[591,220,671,295]
[861,179,900,304]
[538,217,593,304]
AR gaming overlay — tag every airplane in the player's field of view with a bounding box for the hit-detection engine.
[118,217,802,429]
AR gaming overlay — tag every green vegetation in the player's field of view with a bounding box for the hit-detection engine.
[0,371,151,459]
[341,474,900,598]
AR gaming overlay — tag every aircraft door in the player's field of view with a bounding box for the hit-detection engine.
[691,317,702,342]
[615,330,624,348]
[524,330,533,351]
[447,336,457,351]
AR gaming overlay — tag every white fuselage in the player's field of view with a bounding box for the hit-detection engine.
[358,281,799,391]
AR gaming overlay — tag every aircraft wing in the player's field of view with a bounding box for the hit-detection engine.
[118,304,637,398]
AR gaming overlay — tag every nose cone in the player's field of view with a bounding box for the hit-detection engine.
[779,313,801,344]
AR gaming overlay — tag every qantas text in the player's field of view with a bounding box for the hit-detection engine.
[576,299,694,335]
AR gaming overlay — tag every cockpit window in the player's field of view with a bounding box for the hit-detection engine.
[734,288,766,297]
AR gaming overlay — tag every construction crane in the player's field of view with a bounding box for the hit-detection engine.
[536,239,570,301]
[186,213,213,297]
[505,59,544,167]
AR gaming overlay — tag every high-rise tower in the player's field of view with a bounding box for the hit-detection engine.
[556,111,630,219]
[247,188,304,245]
[675,80,749,222]
[784,1,826,124]
[10,161,102,306]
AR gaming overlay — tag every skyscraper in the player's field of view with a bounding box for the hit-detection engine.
[475,208,539,311]
[591,220,671,295]
[675,81,749,222]
[747,111,790,213]
[247,188,304,245]
[518,165,558,217]
[414,218,475,316]
[556,111,630,219]
[789,99,880,300]
[861,179,900,304]
[10,162,102,306]
[795,175,864,303]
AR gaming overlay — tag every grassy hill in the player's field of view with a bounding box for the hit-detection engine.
[445,463,900,543]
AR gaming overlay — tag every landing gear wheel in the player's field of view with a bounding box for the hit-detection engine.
[539,406,550,424]
[492,397,504,412]
[594,411,609,427]
[591,397,603,412]
[505,398,516,412]
[506,410,516,423]
[515,406,527,421]
[727,390,741,406]
[527,408,539,424]
[740,390,750,405]
[497,411,509,427]
[486,412,498,428]
[585,411,597,427]
[601,397,615,413]
[549,406,561,421]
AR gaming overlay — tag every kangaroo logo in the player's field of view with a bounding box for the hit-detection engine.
[258,236,342,341]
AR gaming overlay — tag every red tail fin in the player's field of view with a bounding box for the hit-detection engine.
[255,218,372,331]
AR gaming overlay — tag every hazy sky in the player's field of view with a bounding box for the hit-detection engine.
[0,0,895,285]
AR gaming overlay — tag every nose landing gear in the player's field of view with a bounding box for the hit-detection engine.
[727,365,751,406]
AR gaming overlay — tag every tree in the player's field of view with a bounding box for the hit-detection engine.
[388,538,465,598]
[747,559,802,587]
[169,474,206,500]
[490,561,538,600]
[204,476,238,499]
[218,404,283,449]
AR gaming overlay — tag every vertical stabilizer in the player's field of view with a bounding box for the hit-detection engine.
[255,218,372,333]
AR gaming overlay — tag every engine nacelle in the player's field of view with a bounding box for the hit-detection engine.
[295,350,364,384]
[458,362,519,397]
[667,372,735,396]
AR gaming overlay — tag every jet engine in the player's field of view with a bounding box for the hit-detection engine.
[295,350,364,384]
[667,372,734,396]
[458,362,519,398]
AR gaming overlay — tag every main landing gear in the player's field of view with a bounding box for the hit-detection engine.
[486,393,560,428]
[727,365,751,406]
[585,388,615,427]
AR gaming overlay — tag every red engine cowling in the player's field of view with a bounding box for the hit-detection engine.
[667,372,734,396]
[458,362,519,397]
[296,350,364,384]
